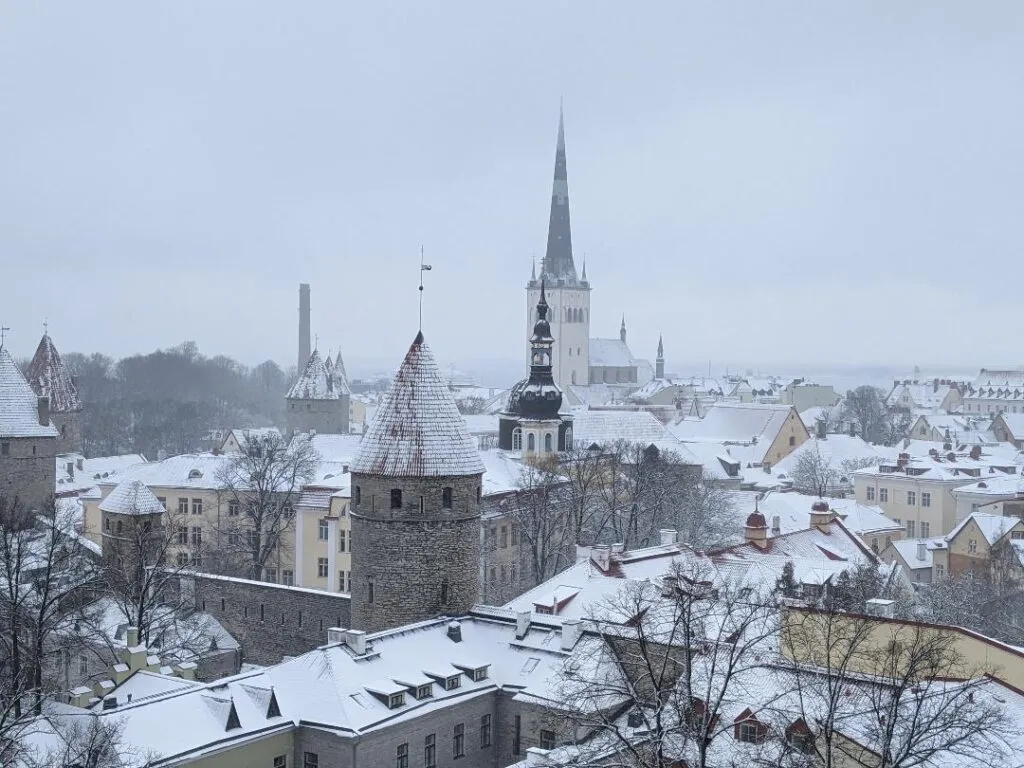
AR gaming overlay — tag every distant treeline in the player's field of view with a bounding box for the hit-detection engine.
[63,341,290,459]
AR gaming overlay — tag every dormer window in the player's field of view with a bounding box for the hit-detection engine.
[416,684,433,699]
[471,667,488,682]
[445,675,461,691]
[188,469,203,479]
[388,692,405,709]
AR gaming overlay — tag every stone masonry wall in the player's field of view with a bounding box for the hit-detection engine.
[173,572,351,665]
[0,435,56,510]
[350,473,482,633]
[286,395,350,436]
[51,410,83,455]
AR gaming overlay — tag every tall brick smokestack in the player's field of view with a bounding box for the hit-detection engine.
[298,283,311,372]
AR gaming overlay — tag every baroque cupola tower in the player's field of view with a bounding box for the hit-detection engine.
[348,331,485,634]
[526,107,590,390]
[500,283,573,456]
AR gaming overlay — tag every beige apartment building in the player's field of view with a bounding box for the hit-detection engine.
[852,452,1019,537]
[83,452,352,594]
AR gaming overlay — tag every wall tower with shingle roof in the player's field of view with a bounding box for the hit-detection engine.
[285,348,350,436]
[526,107,590,391]
[349,331,485,633]
[0,345,58,509]
[25,332,83,453]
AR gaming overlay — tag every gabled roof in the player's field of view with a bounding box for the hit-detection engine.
[945,512,1021,547]
[670,402,803,464]
[570,409,679,448]
[994,413,1024,440]
[351,333,484,477]
[98,479,166,516]
[25,334,82,412]
[287,349,348,400]
[0,347,59,439]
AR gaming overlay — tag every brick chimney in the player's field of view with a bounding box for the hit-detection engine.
[970,445,982,461]
[37,396,49,427]
[810,500,833,532]
[744,511,769,549]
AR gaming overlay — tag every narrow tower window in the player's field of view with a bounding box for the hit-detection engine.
[367,578,375,604]
[442,487,453,509]
[390,489,402,509]
[544,433,553,452]
[441,580,449,605]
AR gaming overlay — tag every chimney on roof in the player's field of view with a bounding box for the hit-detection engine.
[897,453,910,470]
[865,598,895,619]
[344,629,367,655]
[970,445,982,461]
[76,457,84,471]
[515,611,531,640]
[744,511,769,549]
[560,619,581,651]
[591,545,611,572]
[126,626,139,648]
[659,529,678,546]
[610,542,625,555]
[810,500,833,532]
[771,515,781,535]
[446,621,462,643]
[917,541,927,562]
[816,420,827,440]
[326,627,345,645]
[934,378,939,393]
[37,396,49,427]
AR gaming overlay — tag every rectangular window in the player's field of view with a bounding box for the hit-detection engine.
[228,500,240,517]
[921,522,930,538]
[513,715,521,755]
[424,734,436,768]
[453,723,465,758]
[921,492,931,508]
[178,498,188,515]
[191,526,202,546]
[866,486,875,501]
[968,538,978,554]
[737,722,759,744]
[368,578,374,603]
[479,714,492,748]
[907,491,916,506]
[338,571,346,592]
[906,520,916,538]
[282,570,294,586]
[397,743,409,768]
[157,496,167,510]
[266,568,277,583]
[879,488,889,503]
[539,729,555,750]
[500,526,508,548]
[190,552,202,567]
[78,654,88,676]
[317,558,328,578]
[0,442,8,456]
[318,519,329,541]
[511,525,519,546]
[391,489,402,509]
[1012,531,1024,540]
[176,552,188,566]
[191,498,203,515]
[176,525,188,545]
[936,563,945,578]
[442,486,453,509]
[228,531,240,547]
[339,530,347,552]
[510,564,517,583]
[303,754,319,768]
[274,757,287,768]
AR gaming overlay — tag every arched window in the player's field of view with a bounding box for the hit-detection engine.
[527,433,536,452]
[544,433,553,452]
[568,347,572,357]
[512,427,522,451]
[390,489,402,509]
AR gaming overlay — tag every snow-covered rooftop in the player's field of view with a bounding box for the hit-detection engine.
[588,337,636,368]
[945,511,1020,546]
[24,333,82,412]
[351,333,484,477]
[287,349,348,400]
[0,346,59,439]
[98,479,167,516]
[570,409,679,448]
[670,402,801,464]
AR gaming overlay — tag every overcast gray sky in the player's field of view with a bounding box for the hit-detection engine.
[2,2,1023,374]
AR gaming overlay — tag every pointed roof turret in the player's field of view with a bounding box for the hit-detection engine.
[505,281,563,421]
[540,107,578,283]
[351,333,484,477]
[0,347,58,439]
[287,349,348,400]
[99,479,166,516]
[334,351,349,389]
[620,315,627,343]
[581,257,587,282]
[657,334,664,359]
[26,333,81,412]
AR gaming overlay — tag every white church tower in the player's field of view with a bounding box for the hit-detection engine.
[526,107,590,390]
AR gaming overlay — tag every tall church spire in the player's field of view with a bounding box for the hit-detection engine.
[656,334,665,380]
[541,106,577,283]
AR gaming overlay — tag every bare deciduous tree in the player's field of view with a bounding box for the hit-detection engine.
[214,430,318,579]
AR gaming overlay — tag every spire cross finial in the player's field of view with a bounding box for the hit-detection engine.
[0,325,9,348]
[418,246,433,332]
[43,317,48,336]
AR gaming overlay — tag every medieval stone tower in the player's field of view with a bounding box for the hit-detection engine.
[0,345,58,510]
[25,332,83,454]
[349,331,484,634]
[285,348,350,436]
[526,107,590,390]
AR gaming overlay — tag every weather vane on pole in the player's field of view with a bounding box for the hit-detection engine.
[419,246,432,331]
[0,325,9,349]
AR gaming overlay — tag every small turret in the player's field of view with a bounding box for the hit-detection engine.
[620,315,627,343]
[656,335,665,380]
